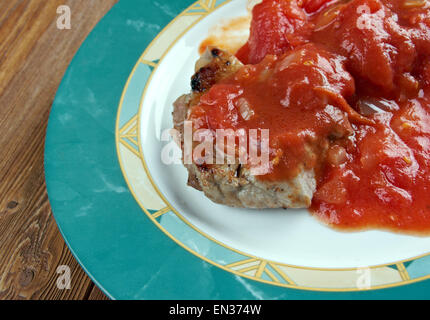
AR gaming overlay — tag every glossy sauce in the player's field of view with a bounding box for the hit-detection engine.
[193,0,430,233]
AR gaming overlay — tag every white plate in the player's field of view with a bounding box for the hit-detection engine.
[138,0,430,270]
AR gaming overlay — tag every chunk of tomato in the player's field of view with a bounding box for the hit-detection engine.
[237,0,310,64]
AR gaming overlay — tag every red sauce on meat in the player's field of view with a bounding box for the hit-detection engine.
[192,0,430,234]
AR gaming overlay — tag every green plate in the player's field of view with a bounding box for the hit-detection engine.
[45,0,430,299]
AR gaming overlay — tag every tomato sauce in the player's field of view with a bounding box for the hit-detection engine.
[192,0,430,234]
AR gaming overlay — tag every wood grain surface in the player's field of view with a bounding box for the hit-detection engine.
[0,0,118,300]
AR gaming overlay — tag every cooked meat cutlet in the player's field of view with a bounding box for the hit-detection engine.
[172,48,316,208]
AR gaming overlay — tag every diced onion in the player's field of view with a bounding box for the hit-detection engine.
[237,98,254,120]
[356,97,398,116]
[258,69,272,82]
[327,145,347,166]
[403,0,426,8]
[277,50,304,72]
[314,4,346,32]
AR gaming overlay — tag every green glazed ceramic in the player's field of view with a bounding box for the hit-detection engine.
[45,0,430,299]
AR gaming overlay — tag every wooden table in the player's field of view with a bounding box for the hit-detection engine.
[0,0,119,300]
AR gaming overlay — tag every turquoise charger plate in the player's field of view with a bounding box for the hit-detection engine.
[45,0,430,299]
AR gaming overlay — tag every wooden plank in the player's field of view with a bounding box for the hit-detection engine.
[0,0,117,300]
[88,285,111,301]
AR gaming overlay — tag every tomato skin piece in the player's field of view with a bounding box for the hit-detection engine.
[239,0,311,64]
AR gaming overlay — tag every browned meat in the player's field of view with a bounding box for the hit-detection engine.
[172,48,316,208]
